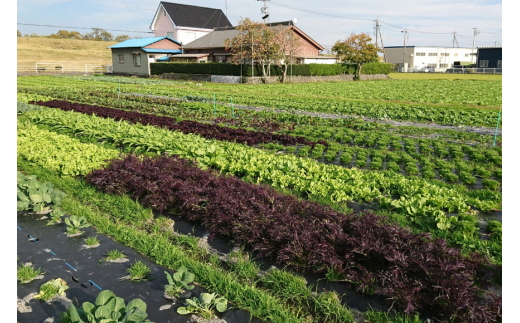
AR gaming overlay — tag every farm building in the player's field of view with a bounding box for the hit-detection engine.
[178,21,327,63]
[150,1,232,45]
[108,36,181,76]
[384,46,477,72]
[477,47,502,68]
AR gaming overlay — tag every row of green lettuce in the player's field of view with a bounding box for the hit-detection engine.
[17,110,501,264]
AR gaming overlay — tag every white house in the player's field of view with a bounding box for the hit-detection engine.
[149,2,232,46]
[384,46,477,72]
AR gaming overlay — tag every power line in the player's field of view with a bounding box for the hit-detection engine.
[17,23,153,34]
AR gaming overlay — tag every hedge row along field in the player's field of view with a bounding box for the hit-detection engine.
[86,154,501,322]
[30,99,501,190]
[19,107,502,264]
[17,76,502,127]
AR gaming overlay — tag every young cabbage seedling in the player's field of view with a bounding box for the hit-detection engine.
[164,266,195,298]
[34,278,69,301]
[63,290,154,323]
[64,215,90,235]
[47,208,66,225]
[177,293,227,320]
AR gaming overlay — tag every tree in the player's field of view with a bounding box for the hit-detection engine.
[83,28,113,41]
[332,33,380,79]
[48,30,83,40]
[17,30,22,37]
[224,18,278,80]
[271,25,302,83]
[115,35,130,42]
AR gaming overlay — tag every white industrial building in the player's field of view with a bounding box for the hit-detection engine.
[384,46,477,72]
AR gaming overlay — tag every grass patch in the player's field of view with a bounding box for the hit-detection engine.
[17,263,43,283]
[126,260,152,281]
[84,235,99,246]
[103,249,125,262]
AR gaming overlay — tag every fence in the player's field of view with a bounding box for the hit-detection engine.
[445,67,502,74]
[17,63,113,74]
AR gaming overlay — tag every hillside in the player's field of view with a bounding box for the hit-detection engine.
[17,37,117,66]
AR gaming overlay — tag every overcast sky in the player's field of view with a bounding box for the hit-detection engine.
[16,0,502,51]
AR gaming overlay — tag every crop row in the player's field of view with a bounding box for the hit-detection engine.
[17,76,502,127]
[85,154,501,322]
[18,109,503,263]
[19,114,502,263]
[49,75,503,106]
[30,99,327,148]
[17,87,501,146]
[17,120,119,176]
[29,98,502,191]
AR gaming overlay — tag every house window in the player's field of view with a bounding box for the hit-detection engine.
[199,60,206,63]
[497,60,502,68]
[428,53,438,56]
[454,53,458,57]
[415,52,426,56]
[439,64,450,68]
[440,53,449,56]
[133,53,141,67]
[118,54,124,63]
[465,53,470,57]
[427,64,436,68]
[479,60,489,67]
[167,32,175,39]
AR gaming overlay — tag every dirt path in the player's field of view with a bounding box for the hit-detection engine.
[123,93,502,136]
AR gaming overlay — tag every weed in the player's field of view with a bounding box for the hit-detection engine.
[127,260,151,281]
[85,235,99,246]
[17,263,44,283]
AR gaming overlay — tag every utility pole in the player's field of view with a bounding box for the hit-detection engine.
[472,28,480,64]
[379,22,386,62]
[452,31,459,48]
[401,29,407,72]
[257,0,270,24]
[374,19,380,49]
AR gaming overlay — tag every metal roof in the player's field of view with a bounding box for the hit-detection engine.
[183,29,241,49]
[108,36,181,49]
[158,2,231,29]
[142,49,182,54]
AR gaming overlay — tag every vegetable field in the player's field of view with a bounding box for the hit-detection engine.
[17,75,502,323]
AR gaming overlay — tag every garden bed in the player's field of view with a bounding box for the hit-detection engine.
[17,211,263,323]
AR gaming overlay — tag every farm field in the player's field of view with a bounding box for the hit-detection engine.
[389,72,502,81]
[17,37,116,66]
[17,75,502,323]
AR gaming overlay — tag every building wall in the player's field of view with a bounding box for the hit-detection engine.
[292,30,321,56]
[111,48,151,75]
[300,58,337,64]
[153,6,176,38]
[477,48,502,68]
[152,6,212,45]
[144,39,181,50]
[384,47,476,71]
[177,28,213,46]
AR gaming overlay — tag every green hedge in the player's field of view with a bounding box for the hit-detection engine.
[151,62,392,77]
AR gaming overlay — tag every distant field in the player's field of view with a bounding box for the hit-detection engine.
[389,72,502,81]
[17,37,117,66]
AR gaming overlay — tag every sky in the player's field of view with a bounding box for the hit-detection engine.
[16,0,502,51]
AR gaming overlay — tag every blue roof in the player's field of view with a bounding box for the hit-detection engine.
[142,49,182,54]
[156,56,171,61]
[108,36,181,49]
